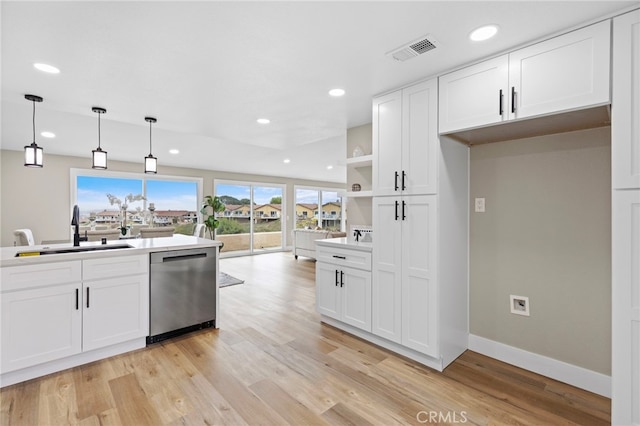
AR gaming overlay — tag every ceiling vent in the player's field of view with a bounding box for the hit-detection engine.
[387,34,439,62]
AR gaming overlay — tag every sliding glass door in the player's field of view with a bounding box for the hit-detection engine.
[215,180,285,256]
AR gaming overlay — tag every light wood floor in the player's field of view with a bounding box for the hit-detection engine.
[1,252,610,425]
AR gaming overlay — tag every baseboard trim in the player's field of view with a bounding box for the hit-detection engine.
[468,334,611,398]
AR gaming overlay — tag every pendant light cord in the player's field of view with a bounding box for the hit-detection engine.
[149,120,153,155]
[32,100,36,143]
[97,112,101,149]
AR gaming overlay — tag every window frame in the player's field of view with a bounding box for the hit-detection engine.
[70,168,203,240]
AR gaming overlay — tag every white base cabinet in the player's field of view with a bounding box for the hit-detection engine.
[316,243,372,332]
[1,254,149,386]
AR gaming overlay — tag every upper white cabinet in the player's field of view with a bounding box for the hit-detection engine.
[612,9,640,189]
[373,79,438,196]
[439,20,611,134]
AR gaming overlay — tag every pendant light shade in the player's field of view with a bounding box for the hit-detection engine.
[91,107,107,169]
[144,116,157,174]
[24,94,44,168]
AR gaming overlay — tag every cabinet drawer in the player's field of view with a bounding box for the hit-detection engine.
[1,261,82,292]
[83,254,148,280]
[316,246,372,271]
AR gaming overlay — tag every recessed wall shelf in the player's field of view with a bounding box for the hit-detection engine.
[346,154,373,168]
[347,190,373,198]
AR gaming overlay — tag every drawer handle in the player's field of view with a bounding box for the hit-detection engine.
[332,255,346,260]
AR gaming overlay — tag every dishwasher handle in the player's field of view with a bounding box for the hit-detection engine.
[150,248,214,264]
[160,253,207,263]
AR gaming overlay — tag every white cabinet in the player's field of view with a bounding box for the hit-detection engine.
[373,79,438,196]
[0,254,148,376]
[612,9,640,190]
[612,9,640,426]
[316,244,372,332]
[439,20,610,133]
[372,195,438,357]
[82,255,149,351]
[1,283,82,373]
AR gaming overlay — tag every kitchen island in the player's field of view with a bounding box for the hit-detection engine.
[0,234,221,387]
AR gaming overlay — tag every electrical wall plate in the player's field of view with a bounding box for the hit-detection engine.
[350,225,372,242]
[510,294,530,316]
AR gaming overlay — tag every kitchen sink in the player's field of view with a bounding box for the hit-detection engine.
[15,244,133,257]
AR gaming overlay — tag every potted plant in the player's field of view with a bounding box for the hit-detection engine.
[200,195,226,240]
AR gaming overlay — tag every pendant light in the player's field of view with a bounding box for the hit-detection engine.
[91,107,107,169]
[24,94,44,167]
[144,116,157,174]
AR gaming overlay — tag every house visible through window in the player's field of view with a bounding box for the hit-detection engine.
[294,187,344,231]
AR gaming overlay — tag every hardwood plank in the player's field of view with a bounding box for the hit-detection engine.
[321,402,375,426]
[108,373,163,425]
[249,379,330,425]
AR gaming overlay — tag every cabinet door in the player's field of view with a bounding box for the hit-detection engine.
[613,10,640,189]
[373,90,403,196]
[403,79,438,196]
[82,274,149,352]
[341,267,372,332]
[509,20,610,120]
[438,55,508,133]
[1,283,81,373]
[316,261,341,320]
[372,197,402,343]
[612,189,640,426]
[401,195,438,357]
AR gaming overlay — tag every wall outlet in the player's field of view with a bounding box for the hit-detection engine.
[510,295,530,316]
[475,197,486,213]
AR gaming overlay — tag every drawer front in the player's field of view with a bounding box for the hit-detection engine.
[83,254,148,281]
[1,261,82,292]
[316,246,372,271]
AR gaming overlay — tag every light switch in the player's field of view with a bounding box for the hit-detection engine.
[475,198,485,213]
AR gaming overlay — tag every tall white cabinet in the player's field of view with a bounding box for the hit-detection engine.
[372,78,469,371]
[612,9,640,426]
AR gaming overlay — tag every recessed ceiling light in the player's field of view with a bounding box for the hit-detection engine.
[329,88,345,97]
[257,118,270,124]
[41,131,55,138]
[283,158,291,164]
[169,149,180,155]
[326,165,333,170]
[469,25,499,42]
[33,63,60,74]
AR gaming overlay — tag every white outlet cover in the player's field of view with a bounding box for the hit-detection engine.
[475,197,485,212]
[510,294,530,316]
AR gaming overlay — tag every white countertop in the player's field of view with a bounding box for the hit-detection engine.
[1,234,222,267]
[315,237,373,252]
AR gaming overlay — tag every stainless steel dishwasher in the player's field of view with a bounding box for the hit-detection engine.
[148,247,217,344]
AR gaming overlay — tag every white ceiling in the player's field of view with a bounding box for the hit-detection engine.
[1,1,635,183]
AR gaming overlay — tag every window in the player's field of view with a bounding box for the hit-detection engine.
[294,186,344,231]
[71,169,202,237]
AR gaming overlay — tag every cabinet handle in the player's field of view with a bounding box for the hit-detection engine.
[499,89,503,115]
[395,200,399,221]
[340,270,344,287]
[394,171,399,191]
[511,87,516,113]
[402,200,407,221]
[75,288,79,310]
[402,171,406,191]
[335,270,339,286]
[332,255,346,260]
[86,287,90,308]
